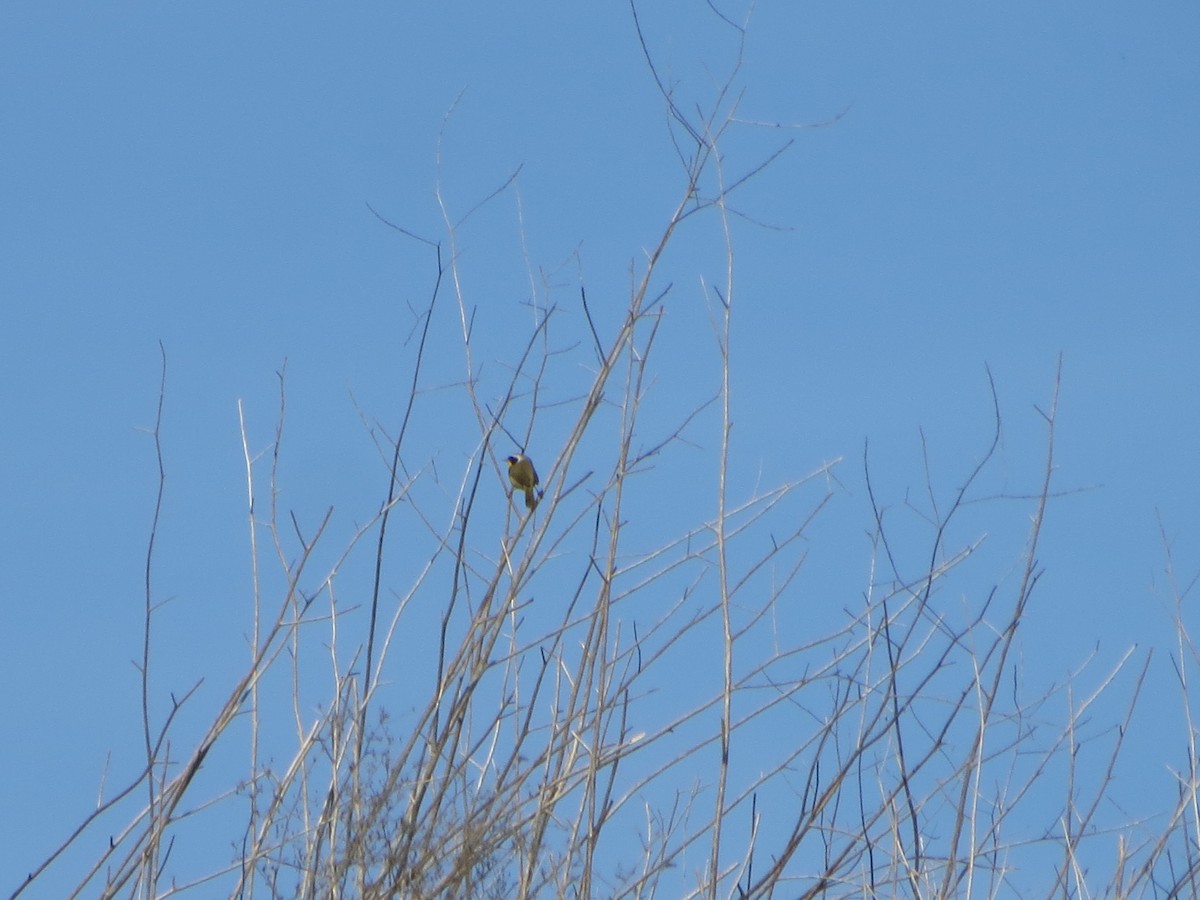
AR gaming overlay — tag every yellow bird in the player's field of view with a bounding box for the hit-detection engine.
[506,453,540,511]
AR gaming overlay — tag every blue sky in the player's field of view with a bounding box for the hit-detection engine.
[2,2,1198,894]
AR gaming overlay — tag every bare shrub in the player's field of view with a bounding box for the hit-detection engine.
[11,6,1198,900]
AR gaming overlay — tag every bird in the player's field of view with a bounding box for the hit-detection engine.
[506,453,540,511]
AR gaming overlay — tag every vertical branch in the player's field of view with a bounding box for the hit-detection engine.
[357,236,442,745]
[707,155,736,900]
[236,396,263,894]
[139,341,168,896]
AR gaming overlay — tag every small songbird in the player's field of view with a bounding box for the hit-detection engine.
[506,453,540,511]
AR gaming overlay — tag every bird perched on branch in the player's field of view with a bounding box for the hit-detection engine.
[506,454,540,511]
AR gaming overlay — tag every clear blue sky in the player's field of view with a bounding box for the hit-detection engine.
[2,2,1197,894]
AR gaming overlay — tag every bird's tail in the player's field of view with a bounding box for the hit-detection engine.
[524,488,537,510]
